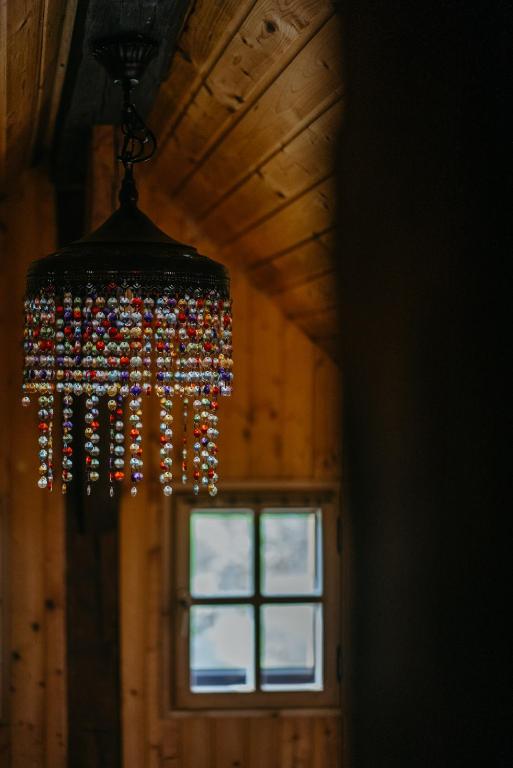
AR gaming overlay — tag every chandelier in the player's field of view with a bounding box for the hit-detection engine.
[21,35,232,499]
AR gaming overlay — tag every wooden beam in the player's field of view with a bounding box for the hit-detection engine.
[41,0,79,152]
[52,0,191,188]
[31,0,78,161]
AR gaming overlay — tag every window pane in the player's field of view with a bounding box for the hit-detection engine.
[260,603,323,691]
[260,509,322,596]
[190,510,254,597]
[190,605,255,692]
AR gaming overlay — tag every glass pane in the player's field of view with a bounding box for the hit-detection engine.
[190,509,254,597]
[260,603,323,691]
[190,605,255,692]
[260,509,322,596]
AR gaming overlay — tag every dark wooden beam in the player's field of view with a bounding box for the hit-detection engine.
[52,0,191,188]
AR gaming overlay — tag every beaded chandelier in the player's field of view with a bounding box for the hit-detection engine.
[21,35,232,499]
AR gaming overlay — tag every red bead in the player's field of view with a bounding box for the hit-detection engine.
[187,327,196,338]
[131,428,140,438]
[96,341,105,351]
[200,424,208,433]
[64,446,73,455]
[116,408,123,416]
[159,435,167,444]
[193,470,200,479]
[91,420,99,429]
[109,327,118,338]
[132,297,142,307]
[211,401,218,410]
[38,422,48,431]
[85,456,92,465]
[120,356,129,366]
[204,342,212,351]
[208,469,215,478]
[178,312,186,323]
[193,428,201,437]
[114,471,124,481]
[73,309,81,319]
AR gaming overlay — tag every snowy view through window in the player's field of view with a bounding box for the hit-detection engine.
[189,508,323,692]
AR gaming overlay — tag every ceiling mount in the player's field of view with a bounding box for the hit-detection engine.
[91,33,159,85]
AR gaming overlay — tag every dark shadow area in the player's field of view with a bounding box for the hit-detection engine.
[335,2,511,766]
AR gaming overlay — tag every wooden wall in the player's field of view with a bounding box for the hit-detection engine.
[0,170,67,768]
[119,144,343,767]
[0,132,342,766]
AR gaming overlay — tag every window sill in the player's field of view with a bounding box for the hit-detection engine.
[163,706,342,719]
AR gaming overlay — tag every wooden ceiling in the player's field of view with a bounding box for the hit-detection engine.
[0,0,342,359]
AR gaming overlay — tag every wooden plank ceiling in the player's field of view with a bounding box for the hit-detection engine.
[0,0,342,359]
[144,0,343,359]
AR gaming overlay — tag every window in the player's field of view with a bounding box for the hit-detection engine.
[167,487,340,711]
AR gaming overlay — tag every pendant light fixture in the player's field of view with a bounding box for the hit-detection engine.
[21,35,233,499]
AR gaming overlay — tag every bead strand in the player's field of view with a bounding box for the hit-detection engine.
[127,293,143,496]
[155,295,174,496]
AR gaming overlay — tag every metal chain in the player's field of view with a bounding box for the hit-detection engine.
[118,80,157,168]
